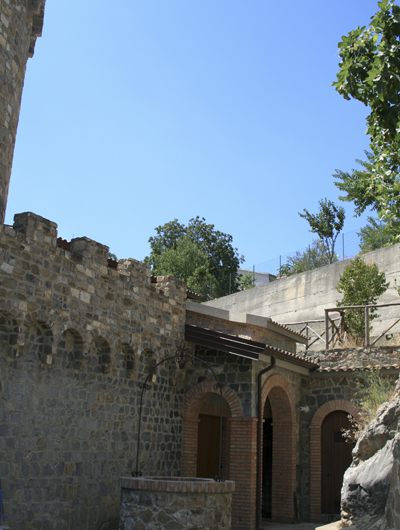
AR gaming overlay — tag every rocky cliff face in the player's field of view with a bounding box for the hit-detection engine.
[341,380,400,529]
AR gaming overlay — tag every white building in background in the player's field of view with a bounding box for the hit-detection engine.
[238,269,276,288]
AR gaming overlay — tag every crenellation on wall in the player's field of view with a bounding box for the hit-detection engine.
[0,209,188,529]
[26,0,46,57]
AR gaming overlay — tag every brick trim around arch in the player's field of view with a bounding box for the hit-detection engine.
[261,374,297,523]
[182,380,243,477]
[309,399,361,522]
[182,381,258,530]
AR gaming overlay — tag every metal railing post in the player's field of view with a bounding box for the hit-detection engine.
[365,306,370,347]
[325,310,329,351]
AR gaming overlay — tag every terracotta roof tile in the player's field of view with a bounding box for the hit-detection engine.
[264,344,318,369]
[269,319,308,341]
[317,363,400,373]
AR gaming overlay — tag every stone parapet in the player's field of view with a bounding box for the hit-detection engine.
[316,345,400,370]
[119,477,234,530]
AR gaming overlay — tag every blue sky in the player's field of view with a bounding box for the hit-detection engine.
[6,0,384,270]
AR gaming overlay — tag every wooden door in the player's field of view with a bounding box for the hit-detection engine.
[196,414,221,478]
[321,411,354,514]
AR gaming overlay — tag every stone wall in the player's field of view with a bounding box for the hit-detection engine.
[119,476,235,530]
[0,212,187,529]
[0,0,46,223]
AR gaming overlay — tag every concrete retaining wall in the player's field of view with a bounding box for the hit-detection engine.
[205,244,400,348]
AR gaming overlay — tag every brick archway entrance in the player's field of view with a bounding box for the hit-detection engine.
[310,400,361,522]
[261,375,296,523]
[182,381,258,530]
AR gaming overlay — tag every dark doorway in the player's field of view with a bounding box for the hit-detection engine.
[196,394,231,479]
[262,418,273,518]
[321,411,355,515]
[197,414,220,478]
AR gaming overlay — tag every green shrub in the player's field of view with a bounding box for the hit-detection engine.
[336,256,389,344]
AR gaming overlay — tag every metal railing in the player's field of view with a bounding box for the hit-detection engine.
[324,302,400,350]
[283,318,343,351]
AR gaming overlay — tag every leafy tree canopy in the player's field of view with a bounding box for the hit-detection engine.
[358,216,399,253]
[145,217,244,298]
[332,0,400,225]
[279,239,339,277]
[333,151,387,216]
[336,256,389,342]
[299,199,345,264]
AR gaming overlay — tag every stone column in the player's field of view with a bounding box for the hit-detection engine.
[0,0,46,223]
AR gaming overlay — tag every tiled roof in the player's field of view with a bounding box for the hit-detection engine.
[268,319,308,341]
[264,345,318,369]
[317,363,400,373]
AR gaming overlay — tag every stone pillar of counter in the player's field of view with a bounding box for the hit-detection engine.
[119,476,235,530]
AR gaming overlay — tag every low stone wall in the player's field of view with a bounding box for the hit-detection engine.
[314,346,400,370]
[119,477,235,530]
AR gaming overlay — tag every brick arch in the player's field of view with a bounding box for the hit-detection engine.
[261,374,296,425]
[184,380,244,420]
[260,374,297,523]
[310,400,361,522]
[182,381,243,478]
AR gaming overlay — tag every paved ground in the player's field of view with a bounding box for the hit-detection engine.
[261,521,341,530]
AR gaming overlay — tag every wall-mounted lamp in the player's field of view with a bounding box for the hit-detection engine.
[299,406,310,413]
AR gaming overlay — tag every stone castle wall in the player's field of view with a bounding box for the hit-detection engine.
[0,0,46,223]
[0,211,189,529]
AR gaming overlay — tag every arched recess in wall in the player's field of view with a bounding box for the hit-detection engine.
[260,374,296,524]
[309,400,361,523]
[90,336,112,374]
[121,343,135,379]
[23,320,53,364]
[57,329,84,369]
[0,311,18,356]
[182,380,243,478]
[138,348,158,383]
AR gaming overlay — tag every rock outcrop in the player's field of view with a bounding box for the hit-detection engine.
[341,380,400,528]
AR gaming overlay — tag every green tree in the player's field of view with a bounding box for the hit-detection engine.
[333,151,383,216]
[358,216,398,253]
[279,239,338,277]
[151,237,217,297]
[237,271,256,290]
[332,0,400,226]
[299,199,345,264]
[336,256,389,343]
[145,217,244,298]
